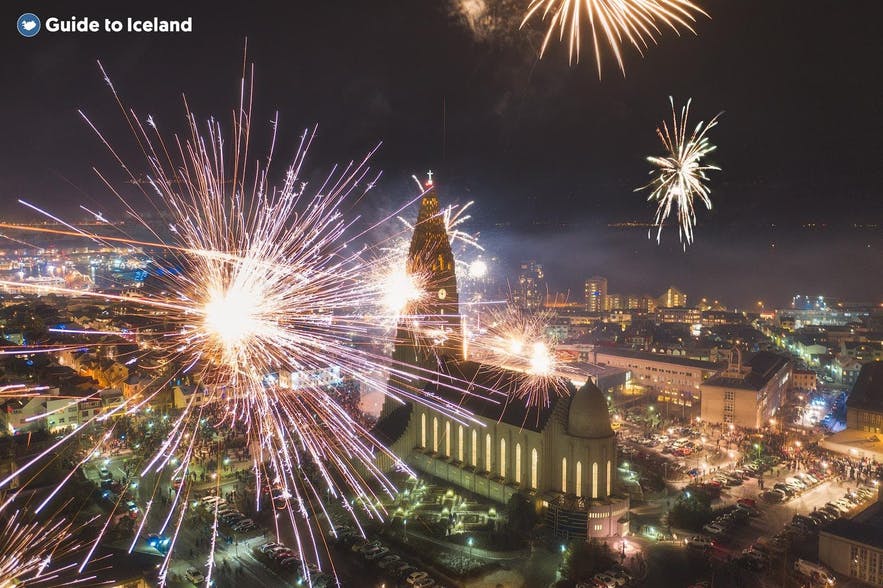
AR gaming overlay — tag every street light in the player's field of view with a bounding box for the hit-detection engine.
[467,536,474,556]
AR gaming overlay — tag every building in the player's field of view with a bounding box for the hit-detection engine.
[606,294,624,312]
[374,179,628,541]
[819,500,883,587]
[791,369,818,392]
[842,341,883,363]
[832,356,864,388]
[658,307,701,324]
[821,363,883,461]
[846,362,883,434]
[584,276,607,313]
[514,261,546,311]
[657,286,687,309]
[592,348,723,416]
[700,351,791,429]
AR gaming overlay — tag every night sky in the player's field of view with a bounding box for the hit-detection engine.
[2,0,882,306]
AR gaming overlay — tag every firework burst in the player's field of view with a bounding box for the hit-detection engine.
[640,96,722,247]
[0,62,486,586]
[520,0,709,75]
[471,306,569,408]
[0,510,90,588]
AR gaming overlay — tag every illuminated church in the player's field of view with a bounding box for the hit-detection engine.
[373,175,629,540]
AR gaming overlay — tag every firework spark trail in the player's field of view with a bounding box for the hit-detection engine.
[520,0,709,75]
[0,509,94,588]
[468,305,571,408]
[639,96,722,248]
[0,61,505,585]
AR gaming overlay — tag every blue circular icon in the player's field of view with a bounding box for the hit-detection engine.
[17,13,41,37]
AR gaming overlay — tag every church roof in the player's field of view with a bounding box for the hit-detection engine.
[567,379,614,439]
[371,403,413,446]
[421,358,575,432]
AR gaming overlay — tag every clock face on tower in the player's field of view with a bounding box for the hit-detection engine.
[437,288,447,300]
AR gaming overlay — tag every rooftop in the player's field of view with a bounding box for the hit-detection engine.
[703,351,790,391]
[594,347,723,371]
[847,362,883,413]
[821,505,883,550]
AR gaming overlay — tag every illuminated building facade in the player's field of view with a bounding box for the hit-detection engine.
[584,276,607,313]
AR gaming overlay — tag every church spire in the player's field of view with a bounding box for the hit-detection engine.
[405,174,462,357]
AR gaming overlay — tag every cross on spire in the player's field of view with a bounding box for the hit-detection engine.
[426,170,434,186]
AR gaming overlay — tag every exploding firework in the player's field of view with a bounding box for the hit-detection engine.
[520,0,709,75]
[639,96,722,247]
[0,510,90,588]
[0,62,485,586]
[471,306,569,408]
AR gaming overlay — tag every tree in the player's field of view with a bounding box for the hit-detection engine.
[505,493,538,536]
[560,538,616,582]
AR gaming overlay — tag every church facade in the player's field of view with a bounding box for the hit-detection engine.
[374,178,628,540]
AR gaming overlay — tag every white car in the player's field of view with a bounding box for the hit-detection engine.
[184,567,206,585]
[592,573,617,588]
[703,523,725,535]
[407,571,430,585]
[685,535,714,549]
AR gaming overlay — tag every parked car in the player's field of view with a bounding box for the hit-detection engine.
[184,567,206,585]
[407,571,430,585]
[685,535,714,550]
[377,554,401,569]
[592,573,618,588]
[702,523,725,535]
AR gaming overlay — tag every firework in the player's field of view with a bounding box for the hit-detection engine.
[639,97,722,247]
[471,306,569,408]
[0,510,90,588]
[0,62,486,586]
[520,0,709,75]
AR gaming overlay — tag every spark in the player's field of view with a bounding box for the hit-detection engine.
[639,96,722,248]
[0,61,490,586]
[471,306,569,408]
[520,0,709,75]
[0,510,91,588]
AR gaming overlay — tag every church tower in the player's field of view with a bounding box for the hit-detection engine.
[382,173,463,417]
[406,172,461,351]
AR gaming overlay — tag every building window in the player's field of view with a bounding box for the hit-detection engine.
[485,434,492,472]
[576,461,582,496]
[606,460,611,496]
[445,421,451,457]
[531,448,538,490]
[500,438,507,478]
[433,417,438,453]
[561,457,568,493]
[458,425,464,462]
[515,443,522,484]
[471,430,477,466]
[592,462,599,499]
[594,524,603,531]
[421,413,426,448]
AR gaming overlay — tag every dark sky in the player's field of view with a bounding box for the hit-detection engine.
[2,0,882,307]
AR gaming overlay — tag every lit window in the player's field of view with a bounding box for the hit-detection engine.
[445,421,451,457]
[433,417,438,452]
[485,434,492,471]
[561,457,568,493]
[500,438,507,478]
[515,443,522,484]
[592,462,599,498]
[458,425,464,462]
[531,448,538,490]
[576,461,582,496]
[471,430,477,466]
[421,413,426,448]
[606,460,611,496]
